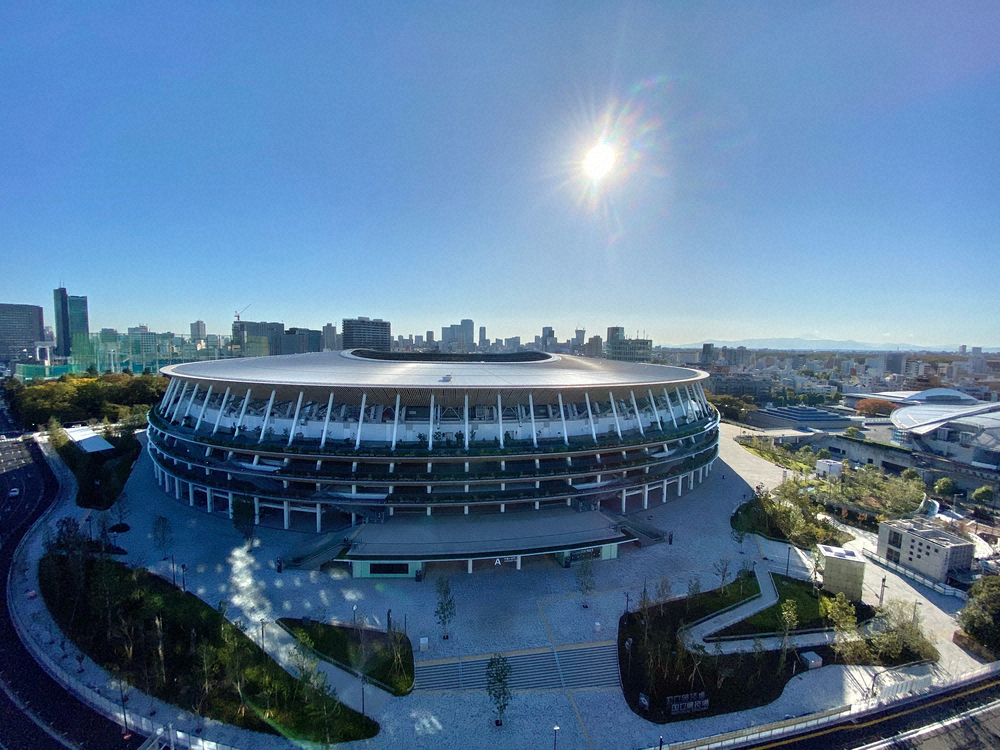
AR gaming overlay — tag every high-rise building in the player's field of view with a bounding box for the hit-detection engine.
[322,323,340,351]
[607,326,625,343]
[479,326,487,348]
[426,331,434,345]
[190,320,207,341]
[583,335,603,358]
[885,352,907,375]
[342,317,391,351]
[574,329,586,347]
[0,303,45,363]
[53,288,90,358]
[606,337,652,363]
[282,328,323,355]
[700,343,715,364]
[460,319,475,350]
[231,320,276,357]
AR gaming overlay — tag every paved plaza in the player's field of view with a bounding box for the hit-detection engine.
[10,424,989,750]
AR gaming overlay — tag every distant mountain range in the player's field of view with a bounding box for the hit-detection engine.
[664,337,992,353]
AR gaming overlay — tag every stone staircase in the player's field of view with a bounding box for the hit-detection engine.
[414,642,620,692]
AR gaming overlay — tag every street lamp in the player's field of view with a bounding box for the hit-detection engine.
[785,546,792,577]
[260,618,268,651]
[181,564,187,592]
[553,725,560,750]
[624,591,630,616]
[353,604,358,625]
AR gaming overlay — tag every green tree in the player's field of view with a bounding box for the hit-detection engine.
[901,468,921,482]
[485,653,512,725]
[434,577,456,638]
[816,448,831,460]
[959,576,1000,656]
[934,477,957,497]
[971,485,995,505]
[844,426,861,439]
[231,496,256,550]
[575,557,596,606]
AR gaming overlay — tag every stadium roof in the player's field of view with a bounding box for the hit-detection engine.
[890,401,1000,436]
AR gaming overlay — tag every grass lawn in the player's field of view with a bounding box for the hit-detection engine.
[715,575,877,638]
[618,572,837,723]
[279,618,414,696]
[741,444,813,474]
[39,551,378,742]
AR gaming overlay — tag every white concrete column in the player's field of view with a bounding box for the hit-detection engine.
[288,391,304,446]
[464,505,469,514]
[528,393,538,448]
[621,488,627,514]
[212,386,231,435]
[391,393,401,450]
[678,478,683,496]
[689,472,694,490]
[234,388,252,437]
[609,392,623,439]
[497,393,504,448]
[170,382,189,422]
[557,393,569,446]
[464,393,470,451]
[188,482,194,506]
[254,496,260,525]
[585,393,597,443]
[354,393,367,450]
[258,390,277,444]
[206,488,214,513]
[630,390,644,436]
[428,393,435,450]
[467,559,473,574]
[160,378,177,412]
[283,501,290,529]
[662,479,667,501]
[648,388,663,431]
[534,501,539,509]
[500,503,505,513]
[227,491,234,519]
[516,555,521,570]
[663,388,679,429]
[426,506,432,516]
[183,384,200,420]
[643,484,649,509]
[194,384,214,432]
[316,503,322,533]
[320,391,335,449]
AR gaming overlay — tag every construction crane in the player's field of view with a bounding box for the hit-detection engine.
[235,304,251,322]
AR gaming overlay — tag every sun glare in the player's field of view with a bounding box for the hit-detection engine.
[584,142,616,180]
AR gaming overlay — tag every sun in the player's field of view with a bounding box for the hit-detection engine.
[583,142,616,180]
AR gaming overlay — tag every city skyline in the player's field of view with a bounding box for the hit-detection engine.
[2,4,999,346]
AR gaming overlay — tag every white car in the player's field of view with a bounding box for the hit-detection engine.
[8,488,19,498]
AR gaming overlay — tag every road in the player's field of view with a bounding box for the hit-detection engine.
[0,394,145,750]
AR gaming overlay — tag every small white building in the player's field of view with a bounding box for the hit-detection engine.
[815,459,842,478]
[877,518,975,584]
[817,544,865,602]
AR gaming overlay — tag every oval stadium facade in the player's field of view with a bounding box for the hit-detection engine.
[148,350,720,577]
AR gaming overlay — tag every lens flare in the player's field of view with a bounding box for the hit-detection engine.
[584,143,616,180]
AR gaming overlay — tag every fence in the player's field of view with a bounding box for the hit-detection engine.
[861,548,969,601]
[661,660,1000,750]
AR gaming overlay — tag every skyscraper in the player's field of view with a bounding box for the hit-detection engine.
[190,320,207,341]
[322,323,339,351]
[53,288,89,358]
[479,326,487,348]
[0,304,45,363]
[607,326,625,343]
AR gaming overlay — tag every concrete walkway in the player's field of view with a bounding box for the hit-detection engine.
[685,555,777,646]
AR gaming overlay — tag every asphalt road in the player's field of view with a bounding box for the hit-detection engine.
[0,404,145,749]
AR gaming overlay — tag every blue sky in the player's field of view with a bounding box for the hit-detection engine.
[2,2,999,347]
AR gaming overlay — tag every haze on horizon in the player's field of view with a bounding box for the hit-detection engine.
[1,3,999,347]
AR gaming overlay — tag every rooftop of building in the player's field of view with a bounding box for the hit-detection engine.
[160,349,708,393]
[868,388,981,406]
[817,544,862,562]
[881,518,973,548]
[890,401,1000,436]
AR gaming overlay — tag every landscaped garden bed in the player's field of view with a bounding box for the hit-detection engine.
[38,520,378,743]
[278,617,414,696]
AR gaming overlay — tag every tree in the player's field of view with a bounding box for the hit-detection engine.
[816,448,831,460]
[934,477,957,497]
[231,496,256,550]
[575,557,596,607]
[854,399,899,417]
[685,575,701,612]
[434,577,456,638]
[901,468,921,482]
[730,527,746,554]
[826,592,868,664]
[844,426,861,439]
[485,653,512,725]
[655,576,672,602]
[151,516,173,560]
[712,557,732,594]
[638,579,654,645]
[959,576,1000,656]
[971,485,995,505]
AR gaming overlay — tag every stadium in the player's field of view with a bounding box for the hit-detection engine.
[147,350,720,577]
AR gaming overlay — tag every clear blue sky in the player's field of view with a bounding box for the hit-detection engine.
[2,2,998,347]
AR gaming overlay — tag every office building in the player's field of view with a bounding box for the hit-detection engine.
[0,303,45,363]
[282,328,322,355]
[342,317,391,352]
[322,323,340,351]
[606,336,653,363]
[190,321,207,341]
[53,287,90,358]
[877,519,975,584]
[479,326,487,348]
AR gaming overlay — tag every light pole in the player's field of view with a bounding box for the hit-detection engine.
[624,591,630,616]
[553,725,559,750]
[353,604,358,625]
[181,564,187,592]
[785,546,791,577]
[260,618,268,651]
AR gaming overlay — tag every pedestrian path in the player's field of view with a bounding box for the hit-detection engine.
[414,641,620,692]
[685,552,778,647]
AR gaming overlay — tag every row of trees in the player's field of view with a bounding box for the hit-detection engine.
[2,371,168,428]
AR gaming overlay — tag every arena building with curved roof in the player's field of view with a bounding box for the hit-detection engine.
[147,350,720,577]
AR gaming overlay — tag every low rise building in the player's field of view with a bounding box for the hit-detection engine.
[877,518,975,584]
[817,544,865,602]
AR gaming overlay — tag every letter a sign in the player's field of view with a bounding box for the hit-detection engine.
[495,558,501,566]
